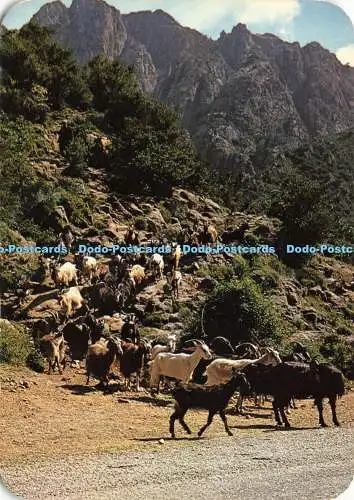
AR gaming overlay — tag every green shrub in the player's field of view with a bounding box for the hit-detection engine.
[143,312,169,328]
[197,277,288,344]
[158,202,172,223]
[26,350,45,373]
[0,322,32,365]
[296,266,327,289]
[249,268,280,291]
[244,232,260,245]
[208,264,234,282]
[194,266,210,278]
[336,325,353,337]
[232,255,248,278]
[319,335,354,378]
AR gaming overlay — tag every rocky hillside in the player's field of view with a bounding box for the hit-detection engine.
[33,0,354,172]
[1,112,353,377]
[0,20,353,379]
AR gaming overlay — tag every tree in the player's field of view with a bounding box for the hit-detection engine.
[269,167,338,266]
[0,22,91,119]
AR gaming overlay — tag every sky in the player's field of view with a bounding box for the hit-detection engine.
[1,0,354,65]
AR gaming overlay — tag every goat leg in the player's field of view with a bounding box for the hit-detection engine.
[56,355,63,375]
[178,410,192,435]
[235,394,246,415]
[219,409,233,436]
[169,412,178,438]
[86,374,90,385]
[329,396,340,426]
[279,406,291,428]
[198,411,215,437]
[272,400,283,426]
[315,398,327,427]
[136,373,142,392]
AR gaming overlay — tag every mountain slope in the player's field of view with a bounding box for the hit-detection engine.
[32,0,354,173]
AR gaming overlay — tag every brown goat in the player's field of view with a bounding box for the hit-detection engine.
[124,228,140,246]
[86,337,123,387]
[39,332,66,374]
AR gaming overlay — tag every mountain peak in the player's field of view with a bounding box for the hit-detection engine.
[31,0,354,173]
[152,9,180,25]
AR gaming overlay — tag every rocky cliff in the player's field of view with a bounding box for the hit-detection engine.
[33,0,354,172]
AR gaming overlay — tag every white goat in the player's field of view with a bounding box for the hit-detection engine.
[51,261,78,287]
[58,286,85,318]
[150,340,212,394]
[204,348,282,386]
[150,334,177,360]
[149,253,164,280]
[82,256,98,283]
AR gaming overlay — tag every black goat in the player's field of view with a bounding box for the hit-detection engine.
[169,370,250,438]
[121,314,140,344]
[119,339,151,390]
[209,336,235,356]
[90,282,121,316]
[62,314,106,363]
[191,337,234,384]
[59,225,74,253]
[282,342,312,363]
[109,256,128,283]
[221,223,250,244]
[242,361,345,428]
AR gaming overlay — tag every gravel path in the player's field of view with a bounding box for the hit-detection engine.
[1,427,354,500]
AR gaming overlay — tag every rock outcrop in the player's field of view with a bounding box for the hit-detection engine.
[33,0,354,172]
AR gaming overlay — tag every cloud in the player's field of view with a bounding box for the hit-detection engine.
[237,0,300,25]
[115,0,301,33]
[314,0,354,25]
[336,43,354,65]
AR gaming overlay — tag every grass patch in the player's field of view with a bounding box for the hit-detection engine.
[0,321,32,366]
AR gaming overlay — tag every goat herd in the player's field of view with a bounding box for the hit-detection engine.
[11,224,347,440]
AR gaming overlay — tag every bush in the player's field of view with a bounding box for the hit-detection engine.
[231,255,248,278]
[208,264,234,282]
[26,350,45,373]
[0,322,32,365]
[143,312,169,328]
[296,266,327,289]
[319,335,354,378]
[198,278,288,344]
[336,325,353,337]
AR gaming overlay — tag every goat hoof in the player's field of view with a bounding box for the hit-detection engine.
[227,431,233,436]
[321,423,328,428]
[334,422,340,427]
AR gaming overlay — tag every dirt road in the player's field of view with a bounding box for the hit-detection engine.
[1,427,354,500]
